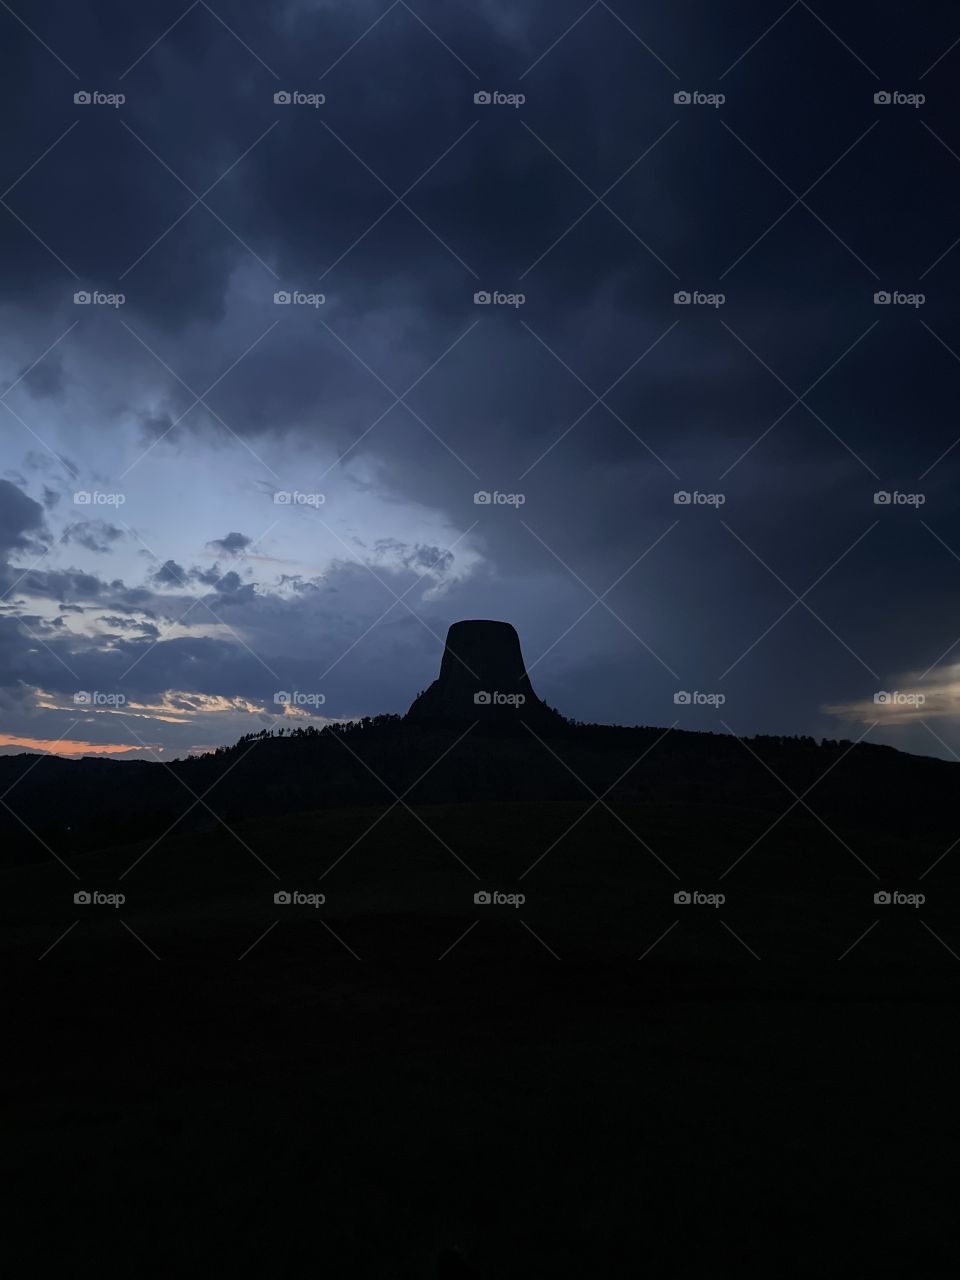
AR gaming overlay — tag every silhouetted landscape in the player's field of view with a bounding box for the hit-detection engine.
[6,1,960,1272]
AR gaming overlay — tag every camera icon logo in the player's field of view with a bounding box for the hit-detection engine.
[674,890,691,904]
[873,491,891,505]
[673,490,691,504]
[474,691,492,705]
[874,890,891,904]
[73,691,92,705]
[473,490,492,504]
[474,890,491,904]
[74,290,91,304]
[874,691,891,705]
[274,91,292,104]
[474,91,492,105]
[274,691,291,705]
[674,690,692,705]
[474,290,492,305]
[274,890,292,904]
[673,290,691,304]
[874,91,892,105]
[874,290,891,305]
[74,890,91,904]
[274,290,291,304]
[674,91,691,105]
[74,91,91,105]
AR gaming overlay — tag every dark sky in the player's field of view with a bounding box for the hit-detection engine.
[2,0,960,759]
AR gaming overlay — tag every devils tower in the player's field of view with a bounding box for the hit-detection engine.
[405,619,564,728]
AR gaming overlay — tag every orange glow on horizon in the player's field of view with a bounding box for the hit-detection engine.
[0,734,158,758]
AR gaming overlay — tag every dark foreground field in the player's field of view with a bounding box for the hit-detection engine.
[6,799,960,1276]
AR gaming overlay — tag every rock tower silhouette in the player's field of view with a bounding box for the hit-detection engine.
[405,619,563,728]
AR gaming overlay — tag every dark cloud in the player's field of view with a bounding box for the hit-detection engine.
[207,531,253,555]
